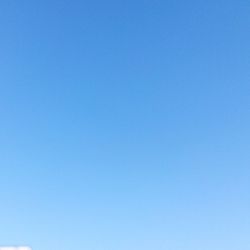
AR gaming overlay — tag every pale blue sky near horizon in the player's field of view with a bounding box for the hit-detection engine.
[0,0,249,250]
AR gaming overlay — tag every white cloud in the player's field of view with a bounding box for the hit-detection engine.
[0,247,31,250]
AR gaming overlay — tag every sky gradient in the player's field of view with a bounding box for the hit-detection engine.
[0,1,249,250]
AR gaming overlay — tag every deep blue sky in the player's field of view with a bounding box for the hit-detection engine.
[0,1,249,250]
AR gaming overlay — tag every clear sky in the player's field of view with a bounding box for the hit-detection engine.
[0,1,249,250]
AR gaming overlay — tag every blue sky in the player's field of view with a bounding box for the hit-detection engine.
[0,0,249,249]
